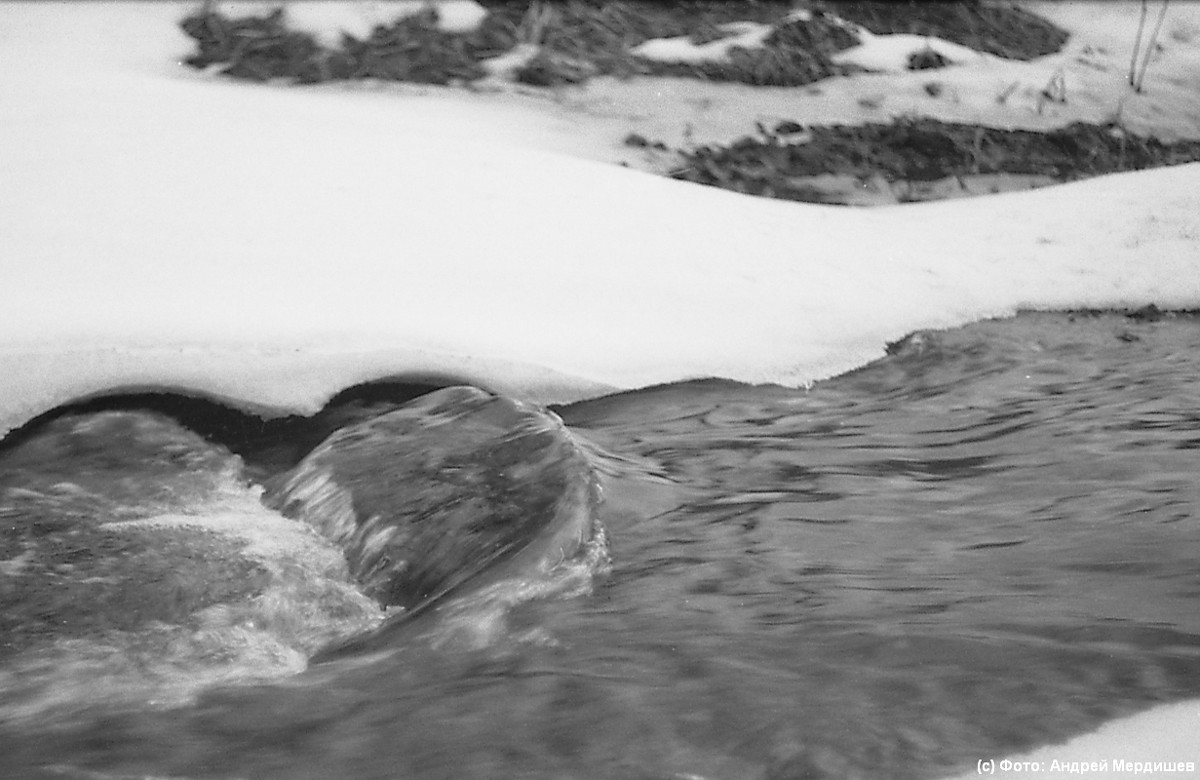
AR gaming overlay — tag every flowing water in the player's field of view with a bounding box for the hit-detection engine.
[1,311,1199,780]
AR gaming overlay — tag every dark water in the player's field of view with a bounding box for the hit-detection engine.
[1,311,1199,780]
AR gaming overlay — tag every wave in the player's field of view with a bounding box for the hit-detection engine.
[266,385,608,661]
[0,411,383,725]
[0,385,610,722]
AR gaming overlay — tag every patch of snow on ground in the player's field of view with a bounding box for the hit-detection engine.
[566,1,1200,170]
[631,22,774,65]
[940,699,1200,779]
[831,31,989,72]
[426,0,487,34]
[214,0,487,47]
[480,42,541,79]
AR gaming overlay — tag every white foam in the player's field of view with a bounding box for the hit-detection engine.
[108,478,385,652]
[0,478,382,725]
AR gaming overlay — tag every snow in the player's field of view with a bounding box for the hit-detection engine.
[572,1,1200,167]
[940,699,1200,779]
[212,1,488,46]
[480,42,541,79]
[630,22,774,65]
[1,0,1199,771]
[4,0,1199,443]
[832,32,990,72]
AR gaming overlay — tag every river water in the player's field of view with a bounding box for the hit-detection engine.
[1,311,1198,780]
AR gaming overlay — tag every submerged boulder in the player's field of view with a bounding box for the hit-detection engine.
[265,386,601,617]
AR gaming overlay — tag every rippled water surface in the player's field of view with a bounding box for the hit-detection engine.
[2,311,1199,780]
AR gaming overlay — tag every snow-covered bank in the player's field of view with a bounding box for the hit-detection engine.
[589,1,1200,167]
[941,699,1200,779]
[3,2,1199,441]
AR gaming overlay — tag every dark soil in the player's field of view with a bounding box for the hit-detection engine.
[180,1,1069,87]
[665,118,1200,204]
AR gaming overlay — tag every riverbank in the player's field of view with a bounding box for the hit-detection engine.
[178,1,1200,203]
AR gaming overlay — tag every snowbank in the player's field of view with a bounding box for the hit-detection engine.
[941,699,1200,779]
[2,1,1199,440]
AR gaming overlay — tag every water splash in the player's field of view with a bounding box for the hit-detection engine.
[268,386,611,660]
[0,412,383,726]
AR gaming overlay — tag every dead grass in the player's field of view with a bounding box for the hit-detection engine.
[666,118,1200,203]
[180,1,1069,87]
[819,1,1069,61]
